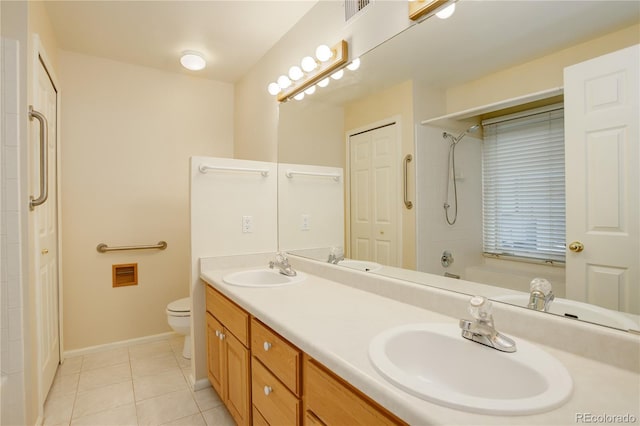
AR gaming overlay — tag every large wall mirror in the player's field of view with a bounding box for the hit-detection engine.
[277,1,640,332]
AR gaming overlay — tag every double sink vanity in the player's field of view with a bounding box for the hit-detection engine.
[199,253,640,425]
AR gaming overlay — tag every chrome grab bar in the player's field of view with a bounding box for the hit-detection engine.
[199,164,269,177]
[285,170,341,182]
[403,154,413,209]
[29,106,49,210]
[96,241,168,253]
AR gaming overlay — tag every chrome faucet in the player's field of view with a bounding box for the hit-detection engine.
[327,246,344,265]
[528,278,554,312]
[459,295,517,353]
[268,252,297,277]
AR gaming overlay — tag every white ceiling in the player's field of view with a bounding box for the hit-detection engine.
[44,0,318,83]
[307,0,640,105]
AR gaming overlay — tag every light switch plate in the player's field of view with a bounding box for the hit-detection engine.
[242,215,254,233]
[301,214,310,231]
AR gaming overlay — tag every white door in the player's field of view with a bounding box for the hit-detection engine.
[349,123,400,266]
[564,44,639,315]
[32,55,60,401]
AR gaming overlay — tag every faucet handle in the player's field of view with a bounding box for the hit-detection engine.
[468,295,492,321]
[530,277,552,295]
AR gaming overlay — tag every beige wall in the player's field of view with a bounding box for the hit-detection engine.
[58,51,234,350]
[344,80,416,269]
[446,23,640,113]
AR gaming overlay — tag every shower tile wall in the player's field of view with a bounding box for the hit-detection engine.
[1,37,26,426]
[415,124,484,278]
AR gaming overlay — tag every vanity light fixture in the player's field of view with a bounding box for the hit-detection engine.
[180,51,206,71]
[266,40,349,102]
[346,58,361,71]
[409,0,451,21]
[436,2,456,19]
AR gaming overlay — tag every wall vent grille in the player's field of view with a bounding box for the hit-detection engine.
[345,0,371,21]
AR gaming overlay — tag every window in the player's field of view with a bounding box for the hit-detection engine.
[482,105,565,263]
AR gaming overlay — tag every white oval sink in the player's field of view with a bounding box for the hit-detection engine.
[493,294,639,330]
[369,323,572,415]
[222,269,306,287]
[338,259,382,272]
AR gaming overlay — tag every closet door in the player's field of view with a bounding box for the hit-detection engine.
[349,123,399,266]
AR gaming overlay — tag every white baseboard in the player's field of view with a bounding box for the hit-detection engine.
[63,331,178,358]
[193,377,211,392]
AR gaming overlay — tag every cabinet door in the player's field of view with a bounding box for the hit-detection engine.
[206,313,226,400]
[225,331,251,426]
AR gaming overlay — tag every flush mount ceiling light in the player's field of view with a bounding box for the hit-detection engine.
[409,0,453,21]
[180,51,206,71]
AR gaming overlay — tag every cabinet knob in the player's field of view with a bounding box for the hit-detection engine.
[219,333,225,340]
[263,385,272,396]
[215,330,220,337]
[263,342,272,351]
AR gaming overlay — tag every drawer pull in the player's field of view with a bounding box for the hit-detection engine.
[263,385,272,396]
[263,341,272,351]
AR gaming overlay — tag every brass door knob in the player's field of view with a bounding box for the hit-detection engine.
[568,241,584,252]
[41,248,49,255]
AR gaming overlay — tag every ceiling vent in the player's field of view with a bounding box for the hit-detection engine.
[345,0,371,22]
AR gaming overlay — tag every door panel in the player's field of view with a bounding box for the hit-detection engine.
[564,44,639,315]
[33,56,59,402]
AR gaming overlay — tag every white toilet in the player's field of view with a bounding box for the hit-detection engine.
[166,297,191,359]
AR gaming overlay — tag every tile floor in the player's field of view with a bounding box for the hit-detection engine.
[43,336,235,426]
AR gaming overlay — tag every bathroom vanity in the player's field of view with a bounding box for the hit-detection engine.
[199,253,640,425]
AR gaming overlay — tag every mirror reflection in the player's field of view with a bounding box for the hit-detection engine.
[277,1,640,331]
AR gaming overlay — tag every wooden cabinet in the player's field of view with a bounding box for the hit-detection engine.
[303,355,407,426]
[204,282,407,426]
[205,285,251,426]
[251,318,302,425]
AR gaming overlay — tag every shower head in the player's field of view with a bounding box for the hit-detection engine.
[442,124,481,144]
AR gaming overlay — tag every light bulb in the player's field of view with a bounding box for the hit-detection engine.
[267,82,281,95]
[315,44,333,62]
[301,56,317,73]
[347,58,360,71]
[277,75,292,89]
[180,52,206,71]
[317,77,330,88]
[436,3,455,19]
[304,85,316,95]
[330,69,344,80]
[288,66,303,81]
[294,92,305,101]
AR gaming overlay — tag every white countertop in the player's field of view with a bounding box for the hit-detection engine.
[200,265,640,425]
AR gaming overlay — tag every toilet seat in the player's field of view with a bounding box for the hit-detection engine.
[167,297,191,317]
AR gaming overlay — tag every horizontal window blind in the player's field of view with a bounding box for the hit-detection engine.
[482,107,565,262]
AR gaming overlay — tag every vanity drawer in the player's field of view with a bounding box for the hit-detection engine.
[205,285,249,347]
[303,356,406,426]
[252,358,300,426]
[251,318,301,396]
